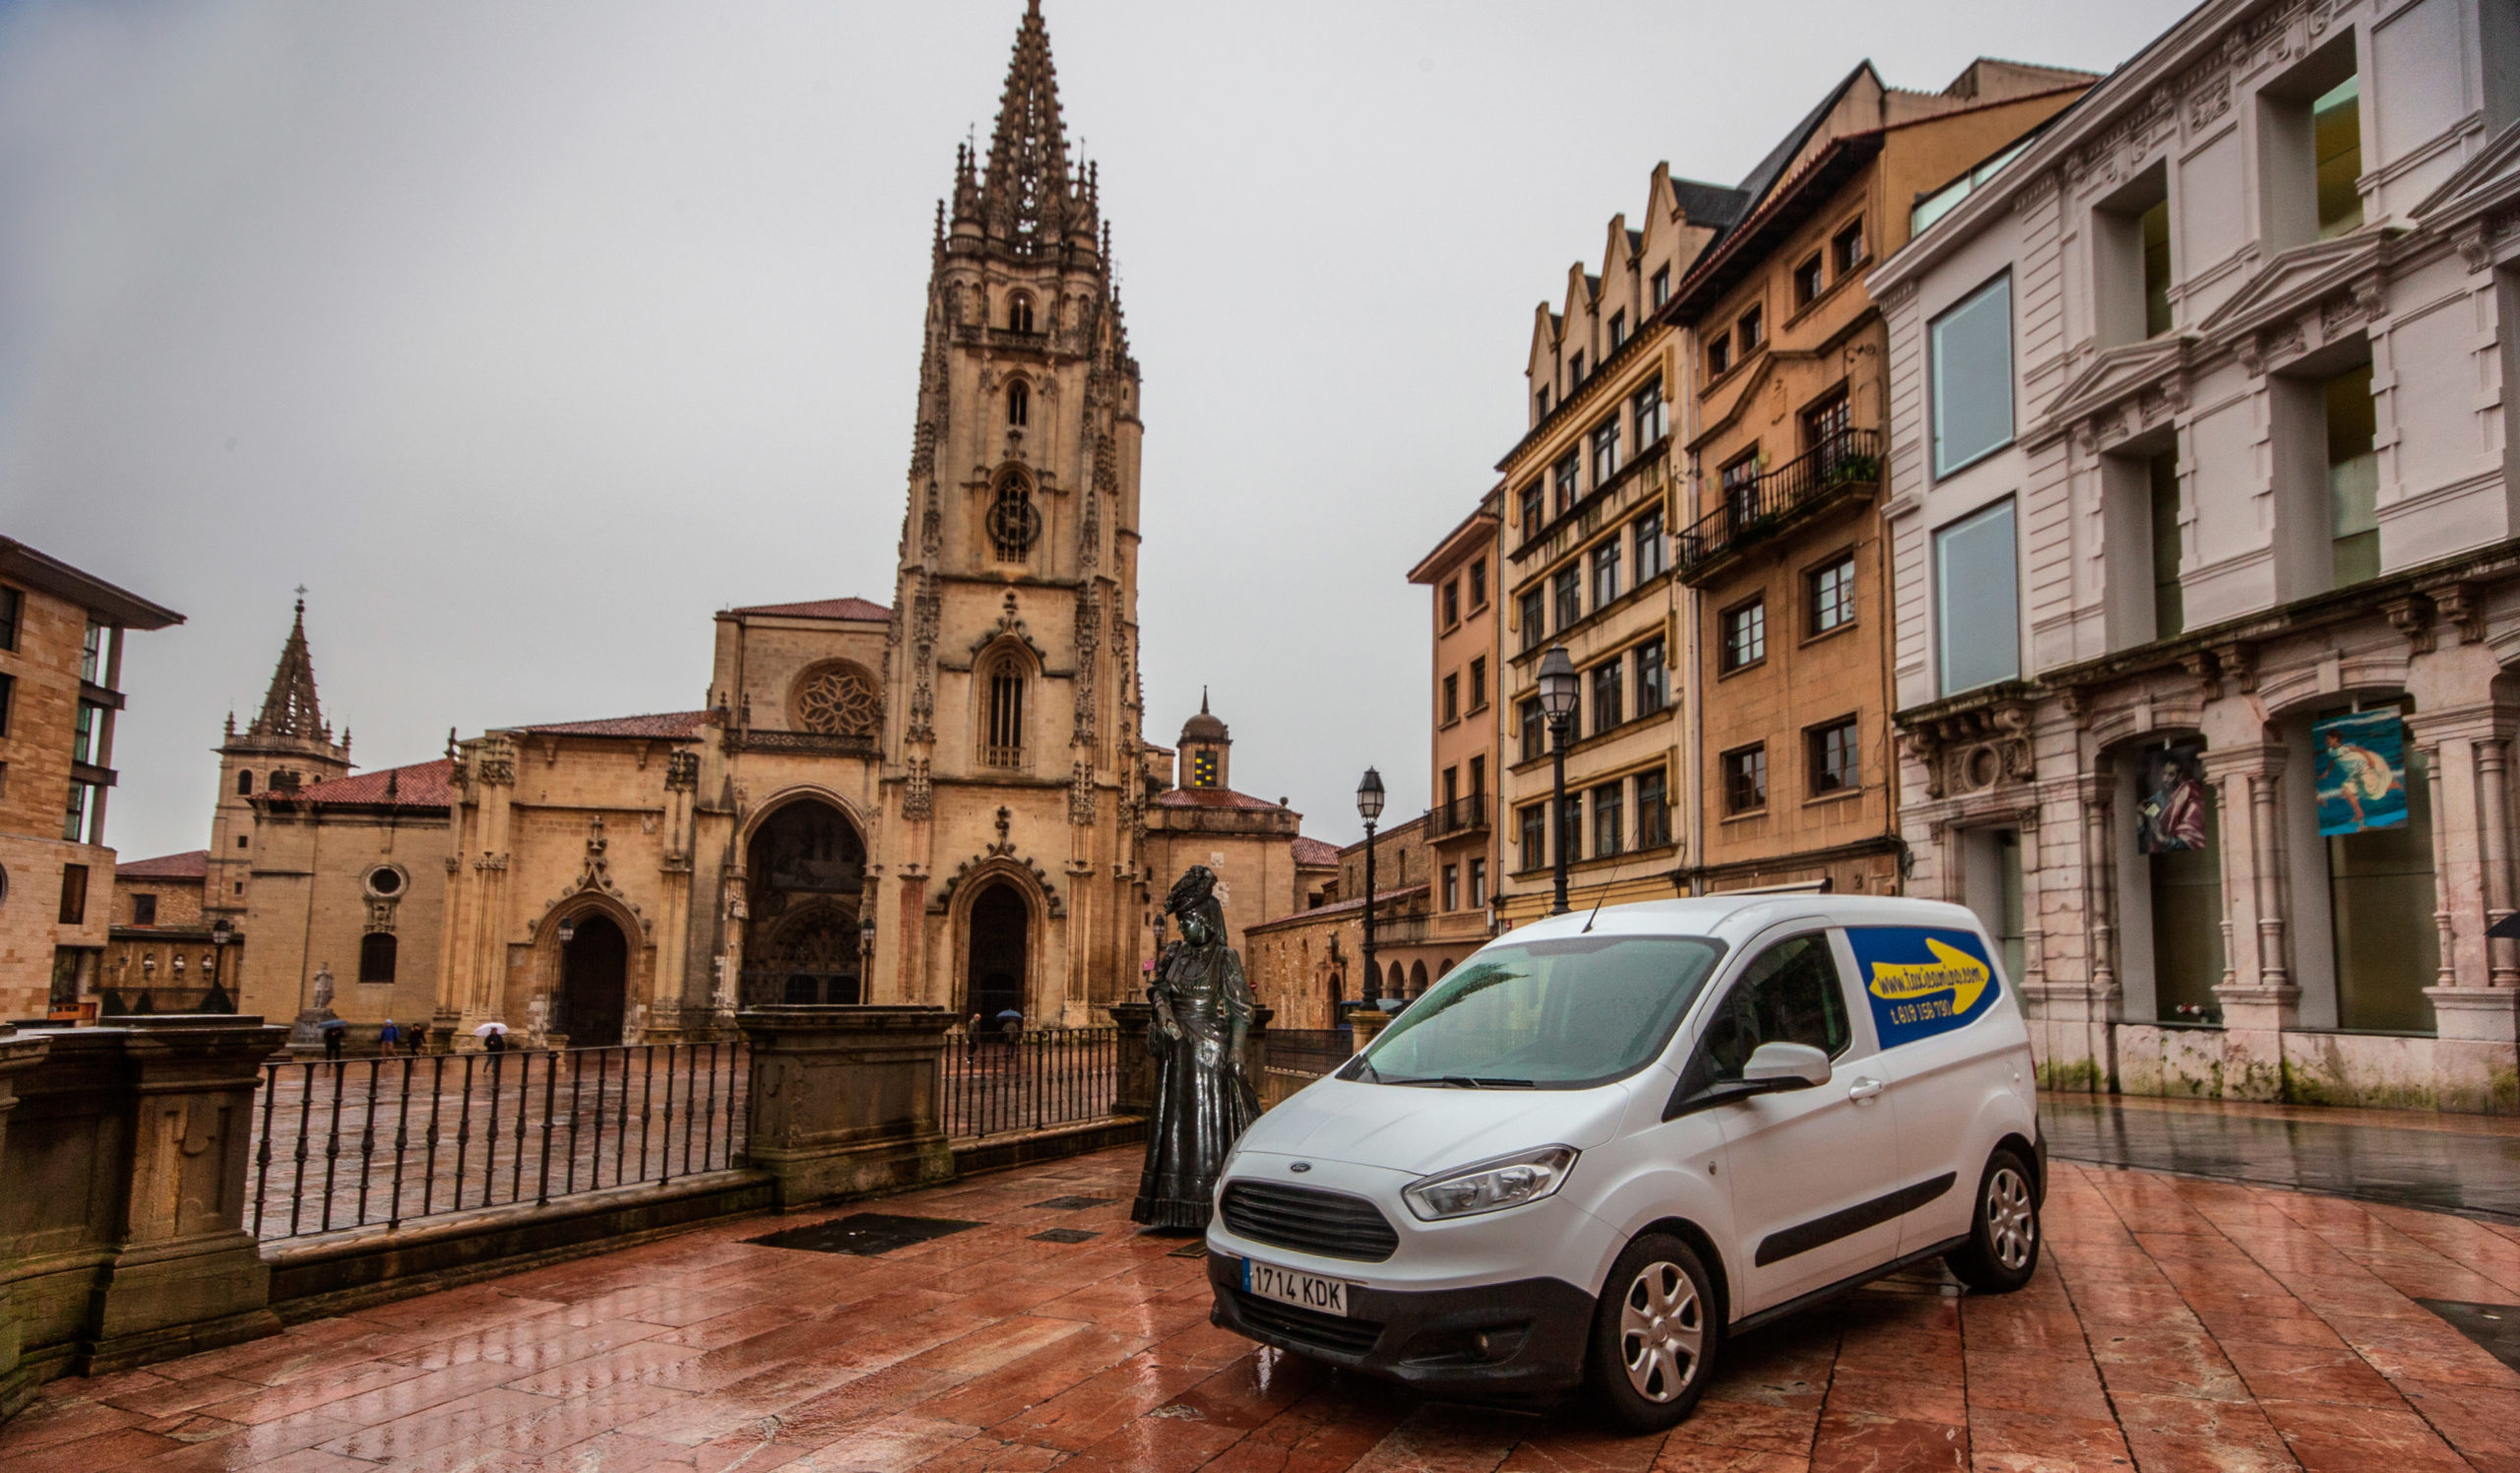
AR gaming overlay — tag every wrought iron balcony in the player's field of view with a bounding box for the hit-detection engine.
[1423,795,1493,839]
[1675,427,1882,584]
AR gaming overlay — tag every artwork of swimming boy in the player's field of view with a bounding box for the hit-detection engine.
[2313,709,2407,837]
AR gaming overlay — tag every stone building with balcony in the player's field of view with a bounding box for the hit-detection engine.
[1243,817,1437,1030]
[103,849,240,1015]
[1407,491,1505,965]
[1873,0,2520,1110]
[1666,60,2093,898]
[0,539,182,1022]
[1495,164,1736,924]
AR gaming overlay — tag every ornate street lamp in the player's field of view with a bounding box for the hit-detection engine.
[1538,646,1581,915]
[1355,766,1386,1009]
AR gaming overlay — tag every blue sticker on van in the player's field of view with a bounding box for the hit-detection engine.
[1845,928,2000,1049]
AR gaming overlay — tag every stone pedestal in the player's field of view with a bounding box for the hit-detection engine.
[735,1005,956,1209]
[1106,1002,1156,1117]
[2425,987,2520,1114]
[1350,1008,1395,1053]
[2214,984,2299,1101]
[0,1026,55,1419]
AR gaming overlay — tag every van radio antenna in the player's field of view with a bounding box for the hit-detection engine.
[1580,845,1670,933]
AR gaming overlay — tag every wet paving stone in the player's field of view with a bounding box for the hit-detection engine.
[10,1129,2520,1472]
[1032,1196,1118,1211]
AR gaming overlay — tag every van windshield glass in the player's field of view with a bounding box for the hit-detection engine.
[1348,936,1725,1090]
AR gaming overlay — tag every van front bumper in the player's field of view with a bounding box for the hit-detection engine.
[1207,1250,1596,1395]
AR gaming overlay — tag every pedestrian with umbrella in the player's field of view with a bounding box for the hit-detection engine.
[319,1017,348,1061]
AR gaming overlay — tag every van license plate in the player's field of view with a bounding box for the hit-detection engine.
[1244,1258,1349,1316]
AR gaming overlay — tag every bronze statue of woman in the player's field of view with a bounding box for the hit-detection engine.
[1132,865,1259,1229]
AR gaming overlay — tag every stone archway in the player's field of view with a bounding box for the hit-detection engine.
[966,881,1030,1028]
[741,798,866,1007]
[559,915,629,1047]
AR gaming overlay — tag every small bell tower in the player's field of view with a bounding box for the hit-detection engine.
[207,593,352,928]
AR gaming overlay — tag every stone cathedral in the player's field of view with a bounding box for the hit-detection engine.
[183,2,1251,1046]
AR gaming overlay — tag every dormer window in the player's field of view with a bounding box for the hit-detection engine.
[1651,267,1671,308]
[1569,352,1585,385]
[1608,312,1627,351]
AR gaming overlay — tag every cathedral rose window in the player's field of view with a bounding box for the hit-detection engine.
[794,664,882,736]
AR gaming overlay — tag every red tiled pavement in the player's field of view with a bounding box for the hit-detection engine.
[7,1149,2518,1472]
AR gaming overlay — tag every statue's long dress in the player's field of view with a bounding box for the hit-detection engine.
[1131,942,1260,1228]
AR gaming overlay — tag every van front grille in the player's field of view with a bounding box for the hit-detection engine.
[1228,1289,1385,1357]
[1219,1182,1400,1262]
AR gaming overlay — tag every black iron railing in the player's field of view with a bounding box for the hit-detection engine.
[1675,426,1882,576]
[1424,796,1493,838]
[941,1026,1120,1139]
[250,1043,748,1242]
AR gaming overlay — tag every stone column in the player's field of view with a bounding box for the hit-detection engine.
[1105,1001,1156,1117]
[735,1005,957,1208]
[2412,706,2520,1112]
[2206,744,2296,1101]
[0,1026,56,1419]
[1350,1008,1395,1053]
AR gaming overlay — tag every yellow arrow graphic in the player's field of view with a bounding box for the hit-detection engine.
[1866,937,1990,1016]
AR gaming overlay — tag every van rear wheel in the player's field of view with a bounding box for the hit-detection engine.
[1945,1148,2040,1293]
[1588,1232,1720,1433]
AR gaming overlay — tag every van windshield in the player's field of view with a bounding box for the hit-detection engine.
[1345,935,1726,1090]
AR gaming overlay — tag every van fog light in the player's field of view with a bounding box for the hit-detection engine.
[1403,1146,1578,1221]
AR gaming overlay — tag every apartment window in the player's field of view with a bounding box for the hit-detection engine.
[0,672,12,739]
[1809,553,1856,634]
[1570,352,1586,384]
[1651,267,1671,308]
[131,892,158,926]
[1519,589,1545,651]
[0,586,18,650]
[1635,637,1669,716]
[983,656,1027,766]
[1930,275,2014,477]
[1736,305,1763,353]
[1794,254,1823,308]
[1721,599,1767,672]
[359,932,399,985]
[1520,804,1546,870]
[1554,452,1580,515]
[2326,362,2379,587]
[1469,559,1487,608]
[1553,566,1582,630]
[2141,198,2173,337]
[74,701,106,767]
[1810,717,1859,796]
[1520,481,1544,533]
[1469,858,1487,909]
[1804,393,1852,458]
[1591,660,1623,736]
[1469,657,1487,711]
[1591,539,1622,607]
[2261,37,2362,250]
[1442,672,1459,725]
[1708,335,1732,377]
[1832,219,1865,275]
[1935,499,2020,695]
[1608,311,1628,351]
[1723,745,1768,814]
[81,620,104,684]
[1625,386,1664,457]
[2098,165,2171,346]
[1443,767,1459,810]
[1591,417,1621,485]
[1520,698,1545,763]
[1633,508,1666,580]
[2150,452,2184,639]
[1443,865,1460,913]
[1637,769,1670,848]
[1469,755,1485,799]
[1006,379,1030,427]
[1721,452,1761,525]
[2314,77,2363,237]
[1536,387,1551,419]
[1443,580,1460,627]
[1593,784,1624,859]
[59,863,89,925]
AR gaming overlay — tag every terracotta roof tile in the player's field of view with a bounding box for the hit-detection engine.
[730,597,891,621]
[1153,787,1286,812]
[1292,837,1342,867]
[116,849,209,880]
[515,711,712,738]
[284,759,456,809]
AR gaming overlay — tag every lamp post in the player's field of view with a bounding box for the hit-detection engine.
[1356,766,1385,1010]
[1538,645,1581,915]
[857,914,876,1003]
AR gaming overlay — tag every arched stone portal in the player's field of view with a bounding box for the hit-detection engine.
[559,915,629,1047]
[742,799,866,1006]
[966,882,1030,1027]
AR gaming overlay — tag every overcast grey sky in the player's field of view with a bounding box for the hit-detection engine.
[4,0,2193,862]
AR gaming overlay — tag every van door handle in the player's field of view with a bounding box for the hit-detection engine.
[1847,1077,1885,1102]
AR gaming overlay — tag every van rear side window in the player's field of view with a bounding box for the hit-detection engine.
[1845,927,2001,1047]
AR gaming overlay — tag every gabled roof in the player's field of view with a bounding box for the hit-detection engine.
[1292,837,1342,868]
[116,850,209,880]
[282,759,456,810]
[728,596,891,621]
[515,711,712,739]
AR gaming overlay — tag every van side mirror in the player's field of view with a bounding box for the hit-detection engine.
[1740,1041,1831,1090]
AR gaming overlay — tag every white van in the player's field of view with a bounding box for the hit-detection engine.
[1205,894,2044,1431]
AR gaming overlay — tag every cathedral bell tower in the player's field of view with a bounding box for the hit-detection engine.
[873,1,1147,1024]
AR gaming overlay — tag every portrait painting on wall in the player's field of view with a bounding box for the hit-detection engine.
[2136,744,2208,854]
[2313,709,2407,837]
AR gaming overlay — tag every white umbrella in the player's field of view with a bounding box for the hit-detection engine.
[472,1022,509,1037]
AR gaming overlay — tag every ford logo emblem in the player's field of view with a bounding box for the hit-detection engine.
[1290,1161,1311,1174]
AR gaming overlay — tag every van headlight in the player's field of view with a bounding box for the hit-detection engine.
[1402,1145,1578,1221]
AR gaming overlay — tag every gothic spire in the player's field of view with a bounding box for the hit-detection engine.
[977,0,1077,253]
[248,594,330,743]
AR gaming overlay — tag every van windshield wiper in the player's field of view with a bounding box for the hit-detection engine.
[1380,1074,1537,1089]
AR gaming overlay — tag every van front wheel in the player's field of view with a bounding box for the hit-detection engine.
[1588,1233,1720,1433]
[1945,1148,2041,1293]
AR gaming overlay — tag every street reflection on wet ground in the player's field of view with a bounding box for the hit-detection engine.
[2042,1093,2520,1222]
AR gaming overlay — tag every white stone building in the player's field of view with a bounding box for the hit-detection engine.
[1872,0,2520,1110]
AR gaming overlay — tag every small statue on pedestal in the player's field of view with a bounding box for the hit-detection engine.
[1132,865,1259,1230]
